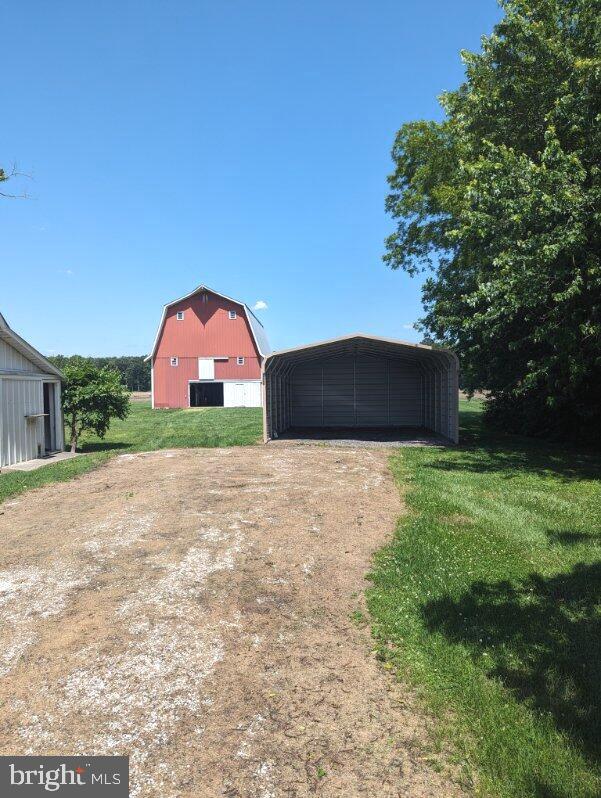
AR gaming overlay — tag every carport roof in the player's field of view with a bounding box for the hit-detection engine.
[264,333,457,368]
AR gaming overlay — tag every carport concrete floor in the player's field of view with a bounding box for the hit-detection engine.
[0,447,463,798]
[269,427,450,448]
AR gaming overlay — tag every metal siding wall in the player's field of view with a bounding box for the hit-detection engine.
[421,359,457,440]
[0,339,36,371]
[323,357,354,426]
[356,356,387,426]
[291,363,323,426]
[440,367,449,438]
[214,357,262,380]
[153,357,197,408]
[389,361,422,426]
[0,378,44,466]
[450,362,459,442]
[290,354,423,429]
[425,369,434,431]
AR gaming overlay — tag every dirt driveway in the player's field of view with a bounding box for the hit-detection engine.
[0,447,461,797]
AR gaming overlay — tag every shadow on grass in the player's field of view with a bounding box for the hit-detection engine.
[423,562,601,763]
[78,441,130,453]
[546,531,601,546]
[436,406,601,482]
[532,782,582,798]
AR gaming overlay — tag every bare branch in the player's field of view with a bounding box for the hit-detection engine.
[0,163,33,199]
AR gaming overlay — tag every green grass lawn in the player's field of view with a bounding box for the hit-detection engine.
[79,401,262,452]
[367,400,601,798]
[0,401,262,505]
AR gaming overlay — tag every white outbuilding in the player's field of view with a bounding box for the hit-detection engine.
[0,313,64,467]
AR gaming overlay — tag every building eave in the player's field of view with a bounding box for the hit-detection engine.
[0,314,63,379]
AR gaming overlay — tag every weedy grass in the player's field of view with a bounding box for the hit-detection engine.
[0,451,113,506]
[0,401,262,505]
[367,400,601,798]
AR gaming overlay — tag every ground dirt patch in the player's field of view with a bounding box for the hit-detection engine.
[0,447,463,797]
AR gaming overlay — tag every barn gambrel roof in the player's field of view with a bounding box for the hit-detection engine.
[146,284,271,361]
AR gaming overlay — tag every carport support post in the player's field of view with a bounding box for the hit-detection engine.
[261,369,269,443]
[321,366,324,426]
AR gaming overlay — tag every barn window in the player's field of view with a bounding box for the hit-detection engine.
[170,357,179,367]
[228,310,237,319]
[237,356,245,365]
[176,311,184,320]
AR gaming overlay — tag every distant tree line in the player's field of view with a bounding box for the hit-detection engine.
[49,355,151,392]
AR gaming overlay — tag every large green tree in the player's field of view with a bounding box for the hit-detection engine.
[385,0,601,442]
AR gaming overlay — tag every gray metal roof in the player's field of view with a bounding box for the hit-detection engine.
[0,314,63,378]
[264,333,456,370]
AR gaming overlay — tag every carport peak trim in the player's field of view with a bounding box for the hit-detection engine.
[263,333,456,365]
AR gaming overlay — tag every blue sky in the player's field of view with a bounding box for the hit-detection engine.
[2,0,500,356]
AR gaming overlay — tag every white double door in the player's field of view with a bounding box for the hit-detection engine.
[223,381,261,408]
[198,358,261,407]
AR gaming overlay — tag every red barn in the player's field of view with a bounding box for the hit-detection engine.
[147,284,270,409]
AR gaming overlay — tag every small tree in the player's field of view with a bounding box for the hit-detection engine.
[62,360,130,453]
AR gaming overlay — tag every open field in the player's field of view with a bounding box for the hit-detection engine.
[368,401,601,798]
[0,444,463,797]
[0,402,262,505]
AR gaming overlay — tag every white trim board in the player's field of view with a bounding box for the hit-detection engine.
[188,379,261,384]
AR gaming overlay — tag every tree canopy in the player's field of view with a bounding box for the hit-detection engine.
[384,0,601,442]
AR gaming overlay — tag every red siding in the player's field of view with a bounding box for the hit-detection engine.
[152,291,263,408]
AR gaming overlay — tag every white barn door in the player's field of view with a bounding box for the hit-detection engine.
[223,382,261,408]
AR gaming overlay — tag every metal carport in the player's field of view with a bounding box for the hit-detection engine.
[262,333,458,443]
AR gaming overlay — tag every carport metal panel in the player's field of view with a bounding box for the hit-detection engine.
[262,334,459,443]
[290,356,423,428]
